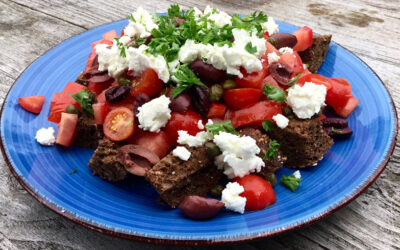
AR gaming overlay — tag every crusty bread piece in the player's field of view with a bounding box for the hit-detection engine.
[299,34,332,73]
[73,113,103,149]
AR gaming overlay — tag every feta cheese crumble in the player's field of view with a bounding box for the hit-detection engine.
[267,51,280,64]
[221,182,247,214]
[137,95,171,132]
[262,16,279,35]
[35,127,56,146]
[197,120,204,130]
[172,146,191,161]
[272,114,289,129]
[279,47,293,54]
[177,130,210,147]
[213,132,265,179]
[286,82,327,119]
[293,170,301,179]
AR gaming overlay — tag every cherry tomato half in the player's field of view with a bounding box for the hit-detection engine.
[103,107,135,141]
[235,67,268,89]
[130,68,163,98]
[164,111,203,145]
[223,88,262,110]
[292,26,313,52]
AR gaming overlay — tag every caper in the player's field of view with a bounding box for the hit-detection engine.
[282,107,295,120]
[267,37,278,48]
[65,105,80,115]
[210,184,224,198]
[264,173,277,187]
[209,84,223,102]
[222,79,236,89]
[205,142,221,157]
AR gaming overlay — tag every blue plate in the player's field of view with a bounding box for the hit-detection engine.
[0,19,397,244]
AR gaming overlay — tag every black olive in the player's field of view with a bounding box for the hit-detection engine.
[105,85,131,103]
[189,85,210,117]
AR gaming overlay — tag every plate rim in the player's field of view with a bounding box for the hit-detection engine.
[0,18,398,245]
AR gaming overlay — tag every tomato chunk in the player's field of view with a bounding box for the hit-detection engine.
[207,103,227,119]
[298,73,332,90]
[56,113,78,147]
[293,26,313,52]
[18,95,45,114]
[229,100,282,128]
[87,81,111,95]
[92,103,107,125]
[103,107,135,141]
[326,78,358,117]
[164,111,203,144]
[130,68,163,97]
[235,67,268,89]
[223,88,262,110]
[265,41,280,55]
[128,131,171,159]
[278,51,304,75]
[235,175,276,211]
[102,30,118,41]
[61,82,86,95]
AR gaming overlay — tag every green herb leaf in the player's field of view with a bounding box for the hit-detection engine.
[280,174,302,192]
[262,120,275,132]
[171,64,207,98]
[245,42,257,54]
[286,73,302,87]
[114,37,127,58]
[206,120,238,136]
[331,127,344,134]
[263,84,286,104]
[118,77,131,85]
[69,168,77,175]
[69,89,94,114]
[129,14,136,22]
[264,139,280,160]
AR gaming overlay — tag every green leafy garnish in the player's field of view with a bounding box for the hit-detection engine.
[245,42,257,54]
[129,14,136,22]
[114,37,126,58]
[280,173,302,192]
[171,64,207,98]
[263,84,286,104]
[206,120,238,136]
[69,168,77,175]
[264,139,280,160]
[118,77,131,85]
[262,120,275,132]
[69,89,94,114]
[331,127,343,134]
[286,73,302,87]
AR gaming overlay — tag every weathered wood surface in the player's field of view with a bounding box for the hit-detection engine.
[0,0,399,249]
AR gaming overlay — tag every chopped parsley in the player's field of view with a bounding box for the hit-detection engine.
[262,120,275,132]
[264,139,280,160]
[245,42,257,54]
[118,77,131,85]
[280,173,302,192]
[114,37,126,58]
[263,84,286,104]
[69,168,77,175]
[69,89,94,114]
[286,73,302,87]
[206,120,238,136]
[331,127,344,134]
[171,64,207,98]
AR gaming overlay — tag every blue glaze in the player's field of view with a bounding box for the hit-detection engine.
[0,19,397,242]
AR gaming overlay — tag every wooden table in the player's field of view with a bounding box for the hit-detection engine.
[0,0,399,249]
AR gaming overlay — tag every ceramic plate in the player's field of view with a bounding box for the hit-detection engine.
[0,19,397,245]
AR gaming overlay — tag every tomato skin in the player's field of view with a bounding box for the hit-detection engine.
[223,88,262,110]
[235,175,276,211]
[56,113,78,147]
[102,30,118,41]
[259,75,280,89]
[298,73,332,90]
[130,68,163,97]
[128,131,171,159]
[278,51,304,75]
[235,67,268,89]
[61,82,86,95]
[265,41,280,55]
[293,26,313,52]
[87,81,111,95]
[164,111,203,144]
[103,107,135,141]
[18,95,45,114]
[326,78,358,118]
[207,103,227,119]
[229,100,282,128]
[121,26,126,36]
[92,103,107,124]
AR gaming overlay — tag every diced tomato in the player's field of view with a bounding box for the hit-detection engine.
[265,41,280,55]
[235,175,276,211]
[223,88,262,110]
[87,81,111,95]
[61,82,86,95]
[229,100,282,128]
[207,103,227,119]
[293,26,313,52]
[278,51,304,75]
[128,131,171,159]
[326,78,358,117]
[262,31,269,39]
[18,96,45,114]
[103,107,135,141]
[121,26,126,36]
[336,96,359,118]
[130,68,163,97]
[315,113,326,121]
[56,113,78,147]
[298,74,332,90]
[92,103,107,124]
[235,67,268,89]
[259,75,280,89]
[102,30,118,41]
[164,111,203,144]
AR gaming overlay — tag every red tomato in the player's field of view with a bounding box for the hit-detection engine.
[292,26,313,52]
[236,67,268,89]
[103,107,135,141]
[223,88,262,110]
[121,26,126,36]
[207,103,227,119]
[315,113,326,121]
[326,78,358,117]
[130,68,163,97]
[337,96,359,118]
[164,111,203,144]
[18,95,45,114]
[87,81,111,95]
[102,30,118,41]
[278,51,304,75]
[61,82,86,95]
[229,100,282,128]
[265,41,280,55]
[235,175,276,211]
[259,75,280,89]
[298,74,332,90]
[56,113,78,147]
[262,31,269,39]
[92,103,107,124]
[128,131,170,159]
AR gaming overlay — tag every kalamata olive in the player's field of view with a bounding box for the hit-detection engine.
[269,62,294,85]
[169,93,191,113]
[65,105,80,115]
[135,93,150,105]
[222,79,237,89]
[87,73,113,83]
[322,118,348,129]
[267,37,278,48]
[209,84,223,102]
[116,145,160,176]
[178,196,225,219]
[189,59,227,84]
[189,85,210,117]
[264,173,277,187]
[323,127,353,139]
[210,184,224,198]
[105,85,131,103]
[268,33,298,49]
[205,142,221,157]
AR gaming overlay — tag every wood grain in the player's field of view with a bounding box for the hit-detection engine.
[0,0,399,249]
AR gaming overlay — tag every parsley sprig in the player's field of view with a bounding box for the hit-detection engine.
[245,42,257,54]
[280,173,302,192]
[263,83,286,104]
[171,64,207,98]
[114,38,127,58]
[69,89,95,114]
[206,120,238,136]
[262,120,275,132]
[264,139,280,160]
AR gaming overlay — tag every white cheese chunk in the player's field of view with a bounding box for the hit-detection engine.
[293,170,301,179]
[262,16,279,35]
[197,120,204,130]
[137,95,171,132]
[221,182,247,214]
[35,127,56,146]
[177,130,210,147]
[267,52,280,64]
[279,47,293,54]
[272,114,289,129]
[172,146,191,161]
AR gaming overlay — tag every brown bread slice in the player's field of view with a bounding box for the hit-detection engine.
[269,119,333,168]
[299,34,332,73]
[73,113,103,149]
[88,138,127,181]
